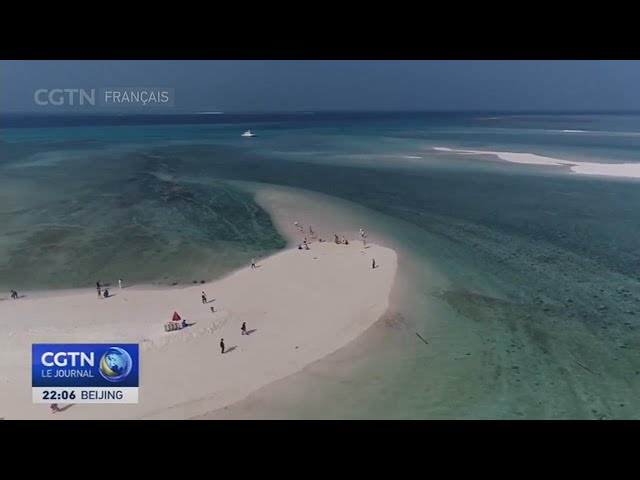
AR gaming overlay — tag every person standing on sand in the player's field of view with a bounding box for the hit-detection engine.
[372,258,376,269]
[202,292,207,304]
[241,322,247,335]
[251,258,256,269]
[118,278,122,289]
[220,338,225,354]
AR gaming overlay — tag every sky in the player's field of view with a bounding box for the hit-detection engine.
[2,60,640,112]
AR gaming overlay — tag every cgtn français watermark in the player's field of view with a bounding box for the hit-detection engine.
[33,87,174,108]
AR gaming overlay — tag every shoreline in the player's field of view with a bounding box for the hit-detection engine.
[433,146,640,179]
[0,185,398,420]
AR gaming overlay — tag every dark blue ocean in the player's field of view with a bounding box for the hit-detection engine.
[1,112,639,418]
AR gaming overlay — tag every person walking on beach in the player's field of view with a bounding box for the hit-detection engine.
[241,322,247,335]
[372,258,376,269]
[10,289,18,300]
[202,292,207,304]
[50,403,60,414]
[118,278,122,289]
[220,338,225,354]
[251,258,256,269]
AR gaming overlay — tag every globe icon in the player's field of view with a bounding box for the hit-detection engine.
[99,347,133,382]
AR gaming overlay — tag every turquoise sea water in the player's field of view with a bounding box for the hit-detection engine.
[2,112,639,418]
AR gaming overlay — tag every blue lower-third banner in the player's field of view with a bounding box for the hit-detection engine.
[32,343,139,404]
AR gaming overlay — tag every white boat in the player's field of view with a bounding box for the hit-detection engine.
[241,130,256,137]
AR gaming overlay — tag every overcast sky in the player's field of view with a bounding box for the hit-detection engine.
[2,60,640,112]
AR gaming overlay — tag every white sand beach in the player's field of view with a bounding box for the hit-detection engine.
[0,187,397,420]
[433,146,640,179]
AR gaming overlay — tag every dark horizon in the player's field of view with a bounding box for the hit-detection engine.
[3,61,640,113]
[4,109,640,130]
[6,109,640,115]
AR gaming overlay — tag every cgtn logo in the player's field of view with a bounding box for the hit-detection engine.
[32,344,139,404]
[41,351,95,368]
